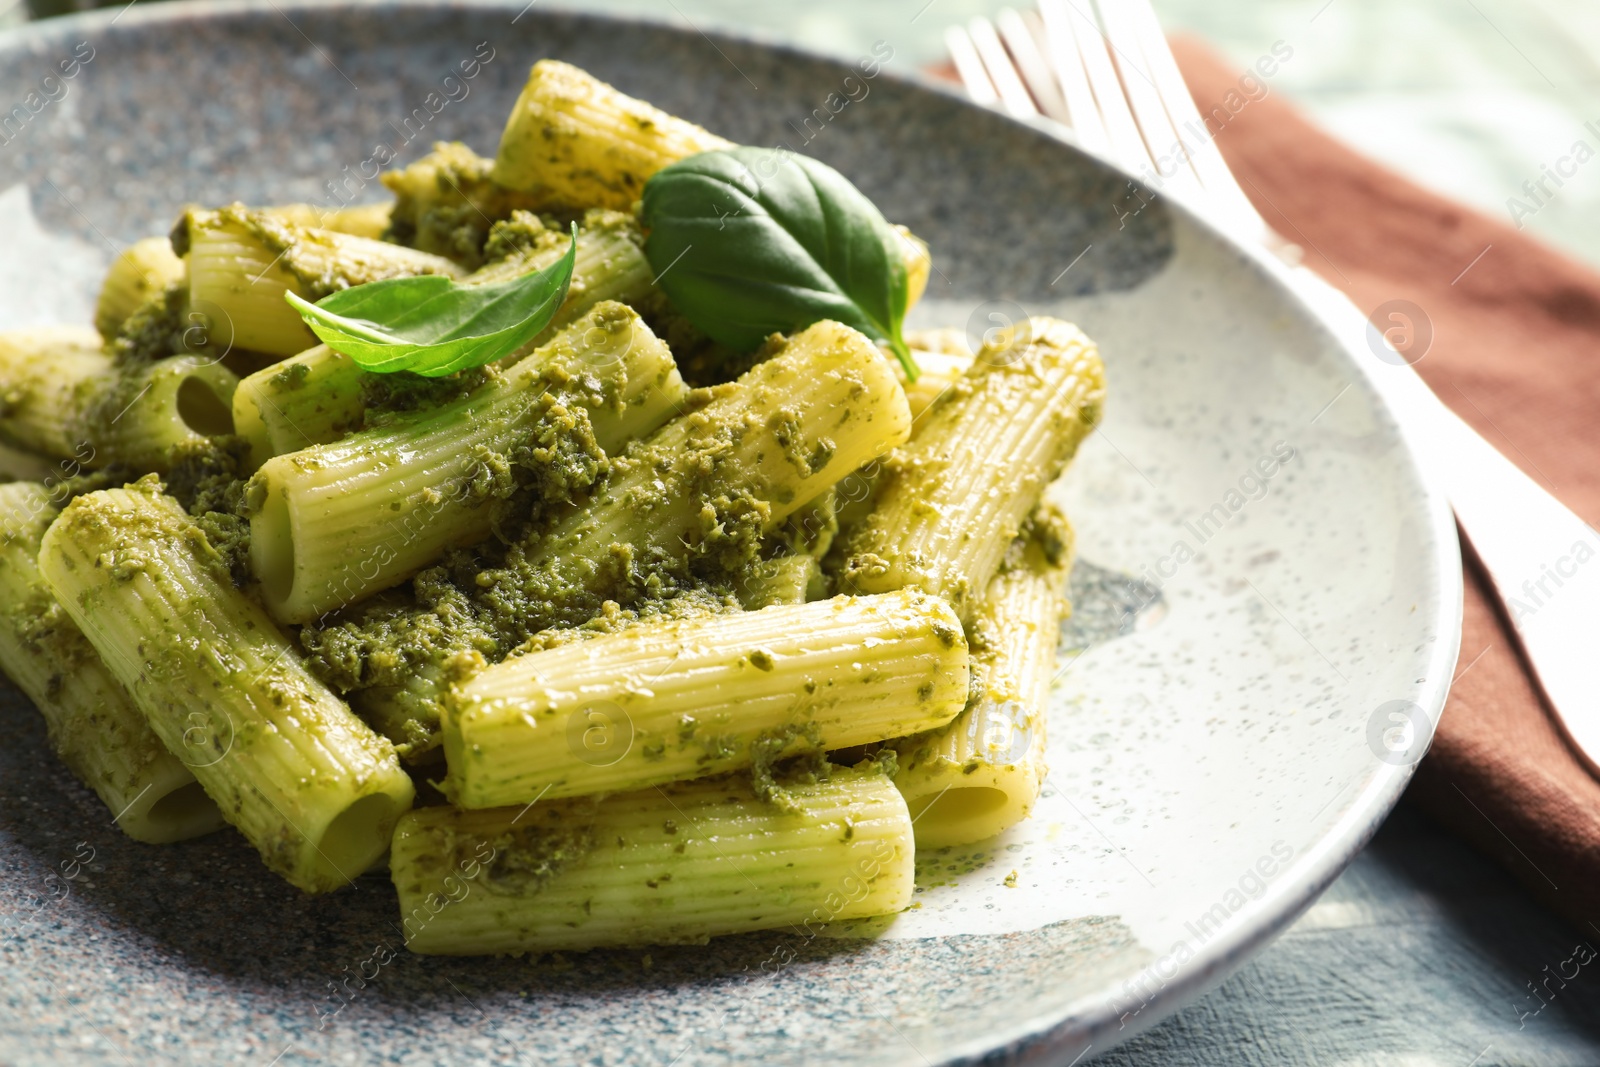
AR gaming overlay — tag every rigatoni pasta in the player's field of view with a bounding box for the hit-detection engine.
[183,205,464,356]
[95,236,185,339]
[444,589,969,808]
[392,768,914,955]
[840,317,1104,621]
[492,59,734,208]
[247,301,688,623]
[894,506,1072,847]
[261,201,393,241]
[0,327,239,472]
[0,326,108,456]
[38,479,415,893]
[4,57,1106,954]
[0,482,225,844]
[230,343,365,467]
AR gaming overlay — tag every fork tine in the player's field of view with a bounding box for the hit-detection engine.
[1093,0,1208,205]
[996,8,1069,123]
[1042,0,1151,177]
[1035,0,1110,158]
[945,23,1001,109]
[1109,0,1271,240]
[968,17,1039,119]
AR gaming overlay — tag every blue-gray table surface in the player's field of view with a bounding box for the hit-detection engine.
[1102,800,1600,1065]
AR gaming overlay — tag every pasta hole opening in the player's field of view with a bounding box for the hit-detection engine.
[249,483,296,612]
[229,392,272,472]
[906,786,1011,830]
[177,376,235,436]
[145,781,213,830]
[318,792,404,876]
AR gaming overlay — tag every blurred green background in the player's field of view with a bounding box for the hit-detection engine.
[10,0,1598,268]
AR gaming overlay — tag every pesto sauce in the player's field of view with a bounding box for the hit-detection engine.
[274,260,868,805]
[164,436,253,588]
[358,366,492,422]
[268,361,311,391]
[105,283,189,367]
[190,203,452,300]
[76,271,235,482]
[381,142,571,270]
[482,820,595,896]
[481,210,575,266]
[747,722,828,813]
[1015,501,1074,570]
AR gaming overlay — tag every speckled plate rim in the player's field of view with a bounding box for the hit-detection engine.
[903,121,1466,1065]
[0,3,1465,1063]
[894,98,1467,1067]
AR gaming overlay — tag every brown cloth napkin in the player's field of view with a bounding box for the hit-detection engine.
[1167,36,1600,931]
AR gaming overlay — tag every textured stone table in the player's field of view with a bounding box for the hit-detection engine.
[1100,800,1600,1065]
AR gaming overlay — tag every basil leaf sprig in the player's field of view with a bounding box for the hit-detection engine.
[283,226,578,378]
[639,147,918,381]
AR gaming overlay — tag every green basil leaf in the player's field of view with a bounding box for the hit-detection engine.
[283,226,578,378]
[640,147,917,380]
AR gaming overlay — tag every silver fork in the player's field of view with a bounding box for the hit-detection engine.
[948,1,1600,777]
[947,3,1268,246]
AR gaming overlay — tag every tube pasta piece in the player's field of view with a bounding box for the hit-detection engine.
[894,225,931,311]
[37,479,415,893]
[315,595,742,767]
[260,202,393,240]
[900,330,975,427]
[0,483,225,844]
[182,205,464,357]
[778,487,839,560]
[839,316,1103,621]
[0,443,58,482]
[474,209,658,354]
[231,345,365,469]
[231,211,659,468]
[491,60,733,208]
[0,327,106,459]
[0,328,238,471]
[514,319,912,618]
[894,509,1071,848]
[95,237,185,339]
[443,589,968,808]
[248,302,688,624]
[381,141,554,267]
[392,768,915,954]
[94,356,240,470]
[737,553,822,610]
